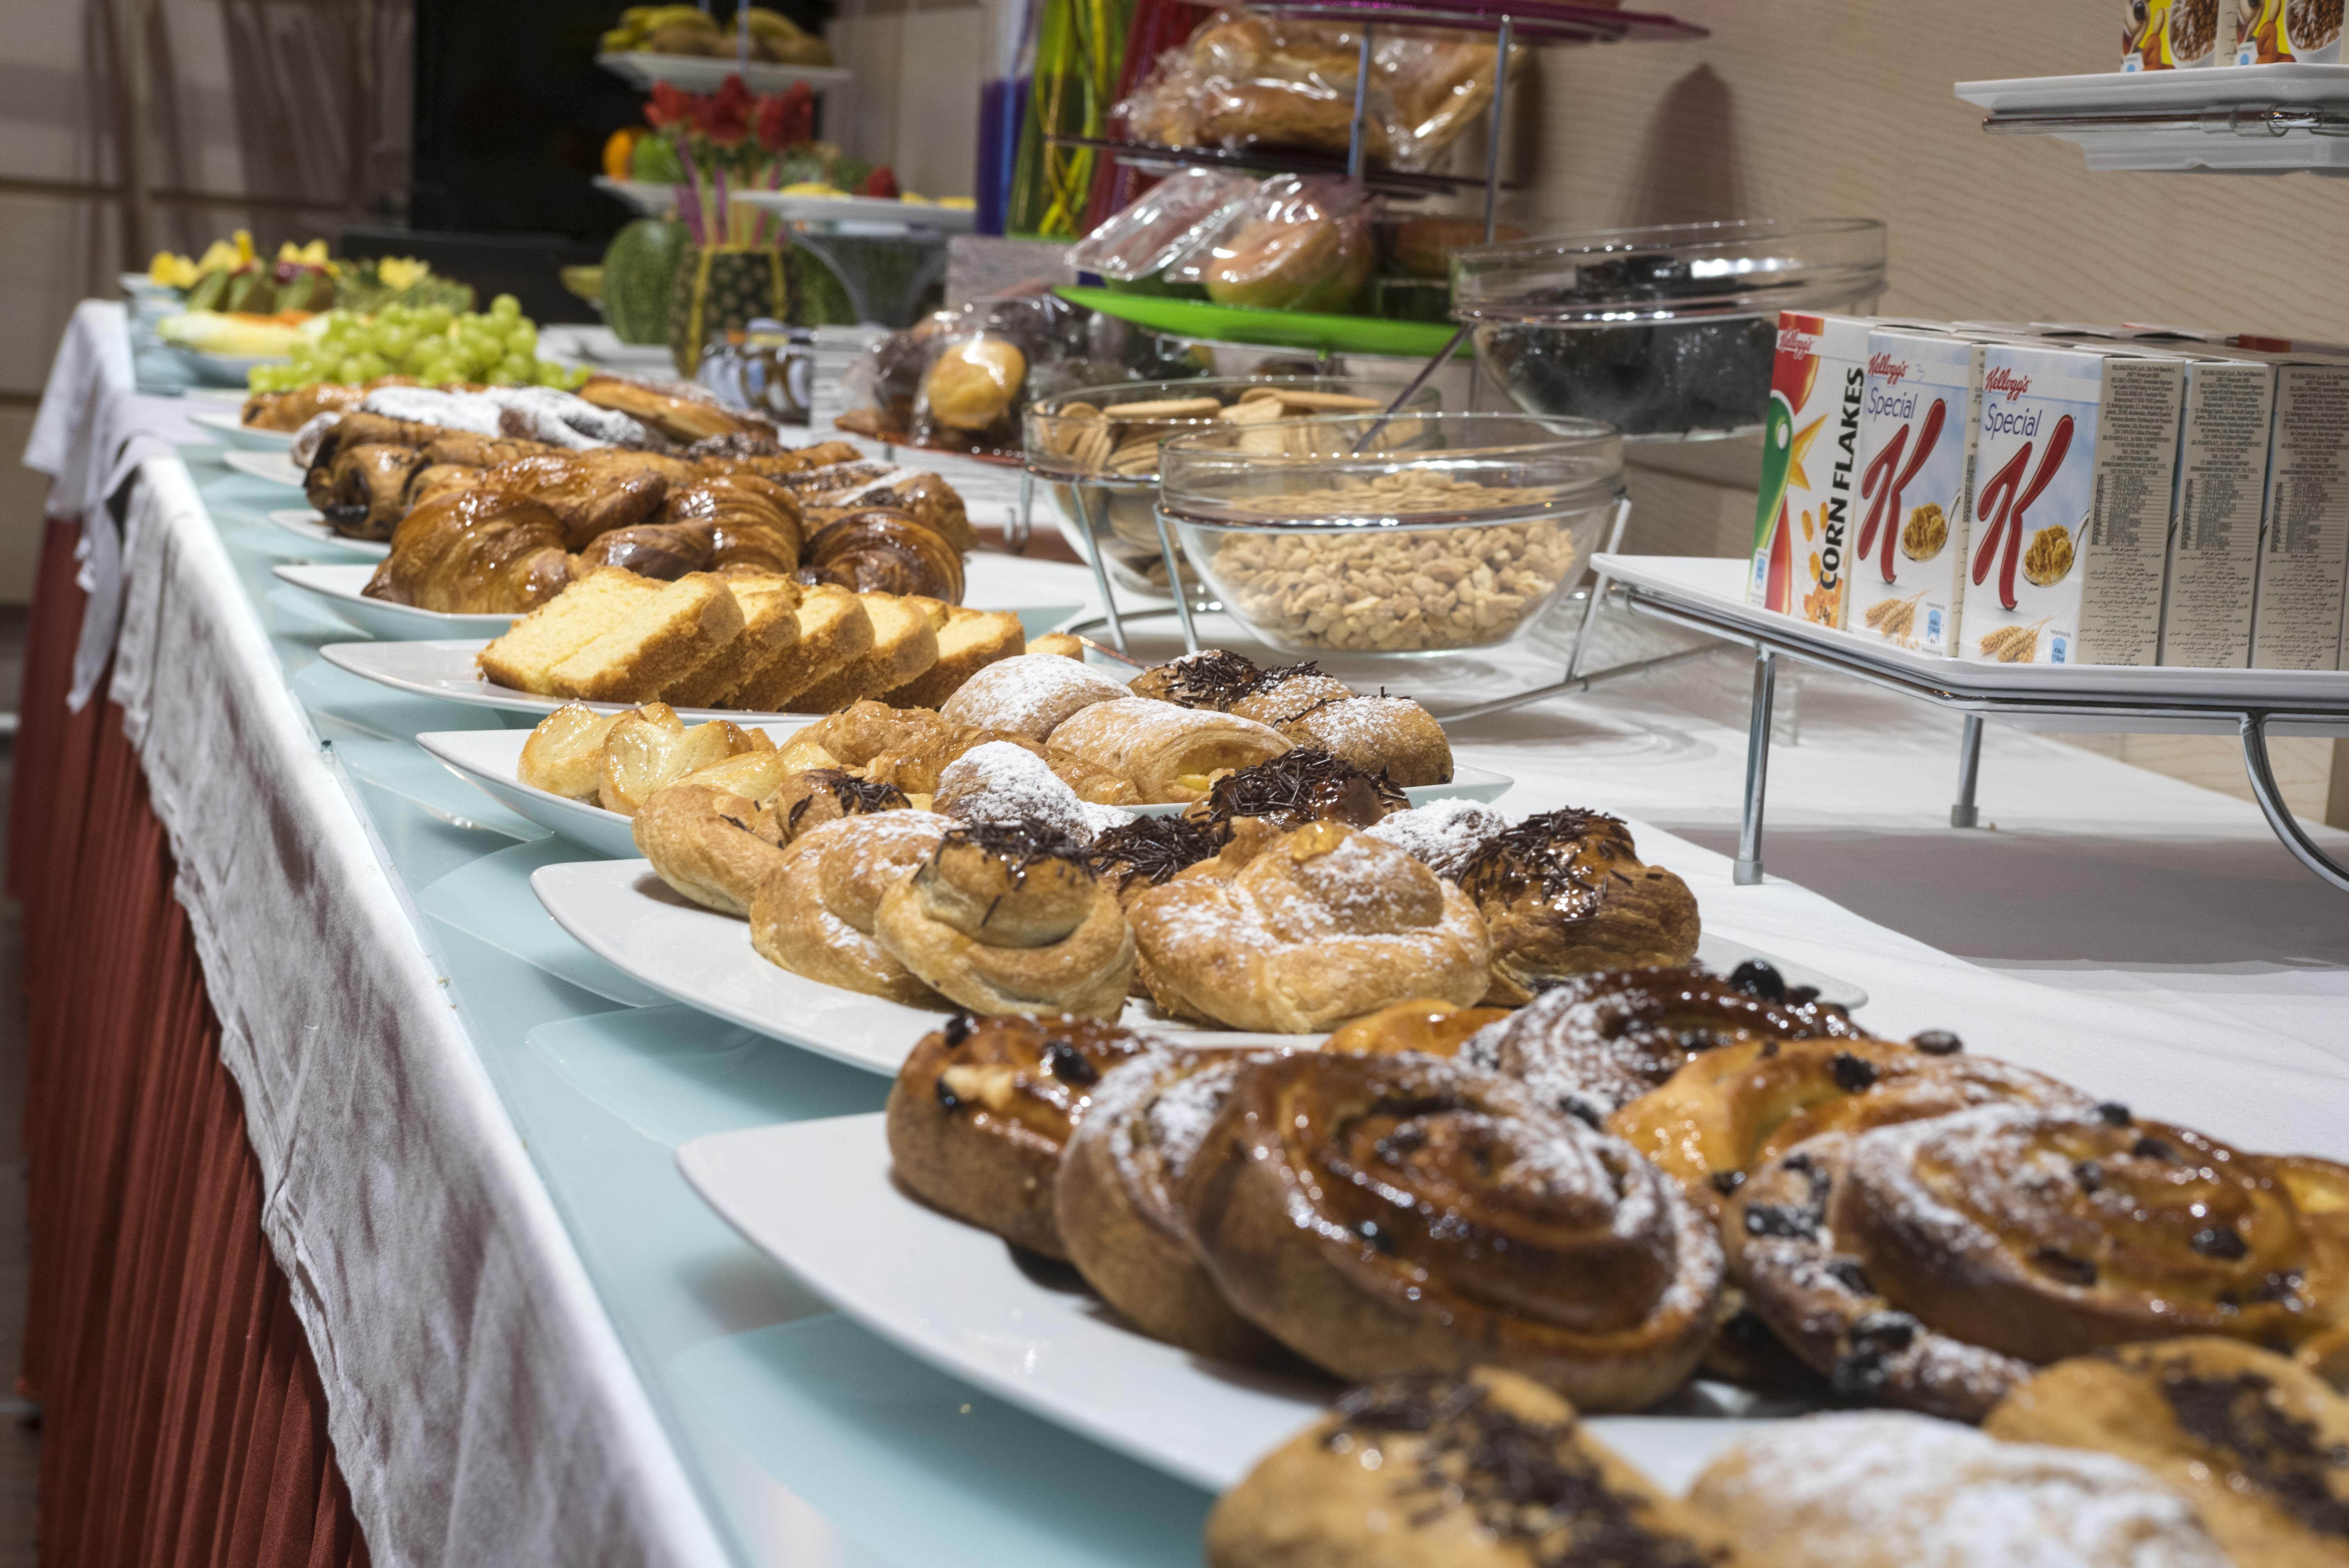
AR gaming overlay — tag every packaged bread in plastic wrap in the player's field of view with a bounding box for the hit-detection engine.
[1162,175,1376,314]
[1116,8,1515,173]
[1067,168,1258,283]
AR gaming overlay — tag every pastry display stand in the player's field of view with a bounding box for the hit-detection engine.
[1954,63,2349,174]
[1593,554,2349,894]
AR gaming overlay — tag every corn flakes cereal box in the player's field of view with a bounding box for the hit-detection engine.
[2125,0,2221,66]
[1748,312,1871,627]
[1961,342,2185,666]
[1847,329,1983,657]
[2235,0,2344,62]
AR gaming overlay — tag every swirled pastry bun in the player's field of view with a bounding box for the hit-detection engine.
[937,654,1131,741]
[1692,1412,2233,1568]
[1986,1337,2349,1568]
[1182,1052,1724,1411]
[1207,1370,1740,1568]
[872,821,1137,1020]
[631,782,787,917]
[1047,698,1290,804]
[1126,821,1490,1033]
[749,810,953,1003]
[886,1013,1151,1258]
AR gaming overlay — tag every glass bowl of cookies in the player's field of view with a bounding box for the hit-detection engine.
[1157,413,1625,657]
[1024,376,1444,603]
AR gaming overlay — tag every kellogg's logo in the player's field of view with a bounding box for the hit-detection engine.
[1777,327,1818,358]
[1985,366,2032,402]
[1867,353,1913,385]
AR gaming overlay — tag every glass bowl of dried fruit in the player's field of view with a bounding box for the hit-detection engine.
[1024,376,1443,603]
[1158,413,1625,657]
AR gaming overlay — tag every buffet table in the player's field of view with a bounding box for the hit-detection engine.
[19,305,2349,1566]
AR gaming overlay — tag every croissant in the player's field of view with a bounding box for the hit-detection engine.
[1046,698,1290,804]
[304,411,447,475]
[797,508,964,602]
[312,443,427,539]
[405,462,483,511]
[361,486,574,611]
[1126,820,1490,1032]
[1725,1105,2349,1420]
[576,373,768,443]
[872,821,1137,1019]
[479,449,680,547]
[241,380,374,432]
[662,473,806,562]
[748,811,954,1003]
[801,471,975,553]
[1182,1052,1725,1410]
[419,431,563,469]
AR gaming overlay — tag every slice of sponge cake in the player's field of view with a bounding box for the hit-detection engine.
[730,583,873,713]
[781,592,940,712]
[883,606,1025,708]
[661,574,802,709]
[550,572,745,703]
[477,568,660,694]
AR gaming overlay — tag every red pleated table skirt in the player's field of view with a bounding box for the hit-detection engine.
[10,517,368,1568]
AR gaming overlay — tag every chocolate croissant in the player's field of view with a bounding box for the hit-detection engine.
[1183,1052,1725,1410]
[314,442,427,539]
[483,449,680,547]
[797,507,965,602]
[1726,1105,2349,1420]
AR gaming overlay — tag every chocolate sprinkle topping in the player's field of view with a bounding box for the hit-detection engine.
[939,818,1091,880]
[2157,1365,2349,1539]
[1083,815,1228,889]
[1323,1373,1719,1568]
[785,770,910,831]
[1194,747,1406,831]
[1457,808,1631,903]
[1147,649,1262,709]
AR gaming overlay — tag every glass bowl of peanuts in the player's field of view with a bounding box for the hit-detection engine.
[1024,376,1444,603]
[1157,413,1626,657]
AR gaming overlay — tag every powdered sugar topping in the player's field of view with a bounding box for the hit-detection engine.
[938,655,1130,740]
[1368,798,1510,882]
[935,741,1132,843]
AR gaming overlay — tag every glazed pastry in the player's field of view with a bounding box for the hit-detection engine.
[1207,1370,1739,1568]
[775,699,954,776]
[1365,797,1510,882]
[1609,1034,2093,1218]
[1457,809,1702,1004]
[480,448,678,546]
[1458,966,1864,1123]
[1985,1337,2349,1568]
[1689,1411,2233,1568]
[661,471,807,562]
[1725,1105,2349,1420]
[1046,698,1290,804]
[872,822,1137,1020]
[1128,821,1490,1032]
[1083,816,1231,904]
[884,1013,1151,1257]
[575,373,768,444]
[749,810,954,1003]
[1054,1048,1294,1363]
[516,702,630,800]
[932,740,1133,845]
[1182,1052,1724,1409]
[1185,748,1404,832]
[362,486,576,613]
[1126,649,1264,709]
[314,442,428,539]
[1321,998,1510,1058]
[594,705,772,816]
[575,517,799,581]
[937,654,1131,741]
[631,782,786,917]
[797,507,965,602]
[758,767,911,844]
[1276,696,1452,788]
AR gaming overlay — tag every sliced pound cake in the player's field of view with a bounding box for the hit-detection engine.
[476,568,660,694]
[549,572,745,703]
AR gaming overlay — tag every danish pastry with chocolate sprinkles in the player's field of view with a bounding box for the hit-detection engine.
[1457,810,1702,1003]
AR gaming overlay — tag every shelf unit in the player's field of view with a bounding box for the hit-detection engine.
[1955,63,2349,173]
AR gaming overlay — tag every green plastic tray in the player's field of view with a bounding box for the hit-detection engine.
[1057,286,1469,359]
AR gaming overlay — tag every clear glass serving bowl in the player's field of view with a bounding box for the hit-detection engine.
[1157,413,1625,657]
[1450,217,1888,441]
[1023,375,1443,601]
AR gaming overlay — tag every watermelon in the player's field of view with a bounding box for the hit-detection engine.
[602,218,690,346]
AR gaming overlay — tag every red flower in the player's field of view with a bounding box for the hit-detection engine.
[755,81,817,152]
[699,73,752,146]
[858,166,899,199]
[644,80,698,129]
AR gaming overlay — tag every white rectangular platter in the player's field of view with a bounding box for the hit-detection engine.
[678,1113,1781,1498]
[220,447,305,488]
[189,408,294,451]
[320,639,829,726]
[1599,554,2349,710]
[275,564,515,640]
[425,726,1520,859]
[530,858,1867,1077]
[269,508,389,559]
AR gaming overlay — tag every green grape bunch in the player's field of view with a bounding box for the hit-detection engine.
[247,295,588,392]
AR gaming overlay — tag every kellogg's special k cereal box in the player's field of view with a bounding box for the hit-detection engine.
[1749,312,1872,627]
[1847,329,1984,657]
